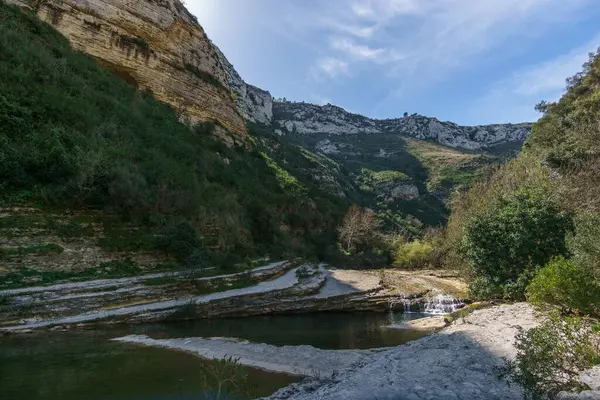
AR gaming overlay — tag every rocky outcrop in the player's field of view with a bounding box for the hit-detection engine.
[213,46,273,125]
[557,366,600,399]
[273,102,531,150]
[373,180,419,201]
[13,0,248,145]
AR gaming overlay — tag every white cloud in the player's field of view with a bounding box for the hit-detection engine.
[331,38,384,60]
[316,58,350,78]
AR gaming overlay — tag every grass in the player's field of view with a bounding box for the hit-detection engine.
[295,265,311,279]
[191,273,259,295]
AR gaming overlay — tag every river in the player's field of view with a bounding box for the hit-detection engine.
[0,311,428,399]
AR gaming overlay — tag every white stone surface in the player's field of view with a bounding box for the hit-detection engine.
[267,303,540,400]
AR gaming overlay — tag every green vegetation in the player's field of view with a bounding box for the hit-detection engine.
[527,257,600,317]
[392,239,433,269]
[505,313,600,399]
[445,51,600,306]
[0,3,345,268]
[460,188,572,300]
[0,258,182,290]
[568,213,600,281]
[191,272,259,295]
[440,50,600,399]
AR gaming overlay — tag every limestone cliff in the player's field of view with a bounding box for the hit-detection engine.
[214,46,273,125]
[13,0,248,145]
[273,102,531,150]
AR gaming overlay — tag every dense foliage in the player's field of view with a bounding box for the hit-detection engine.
[445,49,600,302]
[527,257,600,317]
[0,3,346,266]
[393,239,433,269]
[460,189,572,300]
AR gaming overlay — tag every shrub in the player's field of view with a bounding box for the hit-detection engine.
[526,257,600,316]
[505,313,600,399]
[393,239,433,269]
[567,213,600,280]
[460,188,573,300]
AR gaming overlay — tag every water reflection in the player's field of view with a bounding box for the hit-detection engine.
[144,311,428,349]
[0,311,428,399]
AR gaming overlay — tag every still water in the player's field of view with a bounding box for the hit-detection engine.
[0,311,428,400]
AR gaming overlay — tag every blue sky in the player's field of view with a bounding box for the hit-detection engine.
[188,0,600,125]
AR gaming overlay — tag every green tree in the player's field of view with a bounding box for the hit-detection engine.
[461,188,573,300]
[527,257,600,317]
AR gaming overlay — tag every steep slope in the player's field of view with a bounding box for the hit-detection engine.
[0,2,346,269]
[8,0,248,145]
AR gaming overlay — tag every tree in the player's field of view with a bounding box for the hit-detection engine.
[338,205,377,253]
[461,188,573,300]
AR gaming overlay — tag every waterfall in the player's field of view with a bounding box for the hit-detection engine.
[421,294,464,315]
[401,297,415,313]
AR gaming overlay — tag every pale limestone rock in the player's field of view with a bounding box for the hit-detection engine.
[213,46,273,124]
[274,102,531,150]
[374,180,419,201]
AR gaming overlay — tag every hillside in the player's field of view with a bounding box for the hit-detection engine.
[0,1,347,280]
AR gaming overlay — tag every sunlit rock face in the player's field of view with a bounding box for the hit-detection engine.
[273,102,531,150]
[16,0,248,145]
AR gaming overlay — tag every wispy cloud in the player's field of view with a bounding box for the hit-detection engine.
[330,38,384,60]
[316,57,349,78]
[295,0,594,85]
[191,0,600,123]
[466,36,600,124]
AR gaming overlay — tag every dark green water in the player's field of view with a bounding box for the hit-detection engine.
[144,311,429,349]
[0,312,427,400]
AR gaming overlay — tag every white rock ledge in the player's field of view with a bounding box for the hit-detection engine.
[112,335,370,376]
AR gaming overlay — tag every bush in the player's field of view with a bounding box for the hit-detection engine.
[460,188,573,300]
[526,257,600,316]
[505,313,600,399]
[393,239,433,269]
[568,213,600,280]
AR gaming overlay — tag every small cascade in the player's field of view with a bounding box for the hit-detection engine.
[421,294,464,315]
[401,297,415,313]
[387,296,416,313]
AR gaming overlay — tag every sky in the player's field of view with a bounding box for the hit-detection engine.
[188,0,600,125]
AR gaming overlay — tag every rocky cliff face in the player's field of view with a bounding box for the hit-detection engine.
[273,102,531,150]
[213,47,273,125]
[14,0,248,145]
